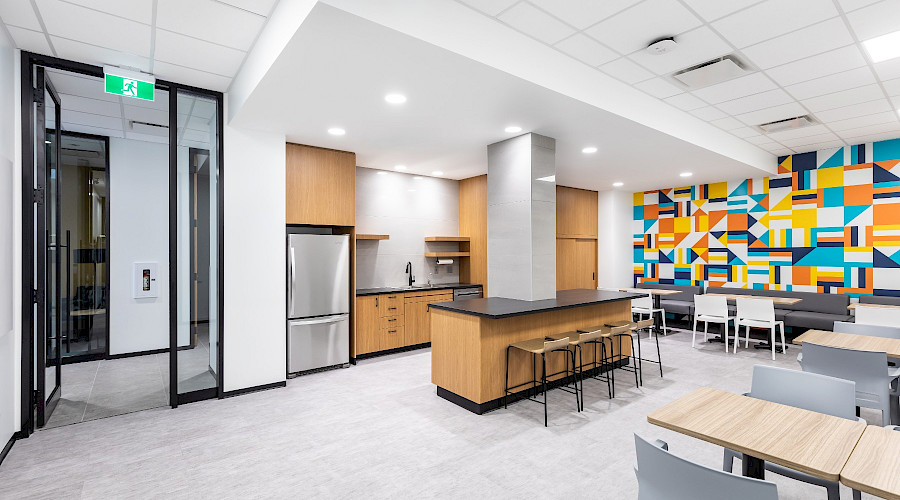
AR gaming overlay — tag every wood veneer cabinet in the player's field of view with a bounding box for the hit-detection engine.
[404,291,454,346]
[557,185,599,290]
[459,175,487,294]
[285,143,356,226]
[354,289,454,356]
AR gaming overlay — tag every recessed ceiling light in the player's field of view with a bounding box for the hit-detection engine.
[505,126,522,133]
[863,30,900,63]
[408,189,416,192]
[432,171,443,176]
[536,175,555,182]
[582,146,598,154]
[376,171,388,176]
[385,93,407,104]
[613,182,624,187]
[327,127,345,136]
[394,165,407,171]
[680,172,693,177]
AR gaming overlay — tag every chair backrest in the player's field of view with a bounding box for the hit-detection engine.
[749,365,857,420]
[635,318,654,330]
[833,321,900,339]
[634,434,778,500]
[800,342,890,411]
[705,286,850,314]
[694,294,727,318]
[854,305,900,328]
[736,297,774,323]
[542,337,570,353]
[633,294,652,309]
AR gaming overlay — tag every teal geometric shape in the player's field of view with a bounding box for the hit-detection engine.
[659,250,673,264]
[821,186,843,207]
[819,148,844,169]
[794,247,844,267]
[644,219,657,232]
[730,180,748,197]
[633,205,644,220]
[873,137,900,162]
[844,205,869,225]
[749,194,767,213]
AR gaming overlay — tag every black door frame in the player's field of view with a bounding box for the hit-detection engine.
[19,51,225,435]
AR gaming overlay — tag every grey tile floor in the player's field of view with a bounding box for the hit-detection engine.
[2,326,885,499]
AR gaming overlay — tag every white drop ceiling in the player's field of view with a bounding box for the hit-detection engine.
[0,0,278,92]
[456,0,900,156]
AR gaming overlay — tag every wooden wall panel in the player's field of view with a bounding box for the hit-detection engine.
[459,175,488,292]
[556,185,598,238]
[285,143,356,226]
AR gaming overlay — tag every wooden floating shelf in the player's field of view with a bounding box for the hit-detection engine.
[425,252,470,258]
[424,236,470,242]
[356,234,390,240]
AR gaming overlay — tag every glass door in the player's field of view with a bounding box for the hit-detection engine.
[34,67,63,427]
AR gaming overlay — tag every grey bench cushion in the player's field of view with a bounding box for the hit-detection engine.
[784,311,853,330]
[659,299,693,316]
[860,295,900,306]
[636,283,702,303]
[706,286,851,331]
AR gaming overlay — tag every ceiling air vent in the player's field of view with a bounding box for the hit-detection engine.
[758,115,816,134]
[673,55,747,89]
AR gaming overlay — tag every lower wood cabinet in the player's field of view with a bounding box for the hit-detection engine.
[354,289,454,356]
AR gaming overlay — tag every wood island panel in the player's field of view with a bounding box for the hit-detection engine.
[431,300,631,406]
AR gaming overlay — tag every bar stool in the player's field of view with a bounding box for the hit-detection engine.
[546,329,612,409]
[633,318,662,382]
[576,323,630,398]
[504,336,580,426]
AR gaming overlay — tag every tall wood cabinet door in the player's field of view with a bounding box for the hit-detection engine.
[355,295,380,355]
[575,239,597,290]
[557,238,577,290]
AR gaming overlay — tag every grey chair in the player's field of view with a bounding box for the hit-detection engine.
[635,434,778,500]
[723,365,862,500]
[833,321,900,339]
[799,342,900,426]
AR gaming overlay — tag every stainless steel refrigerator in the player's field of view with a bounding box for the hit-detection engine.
[287,233,350,374]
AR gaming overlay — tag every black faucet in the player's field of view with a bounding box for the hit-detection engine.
[405,262,415,287]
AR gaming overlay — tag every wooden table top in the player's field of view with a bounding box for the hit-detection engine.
[848,302,900,310]
[71,308,106,317]
[841,425,900,500]
[647,387,866,481]
[619,288,682,296]
[702,293,802,305]
[792,329,900,358]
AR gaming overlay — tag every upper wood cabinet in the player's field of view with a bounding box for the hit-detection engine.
[285,143,356,226]
[556,186,598,239]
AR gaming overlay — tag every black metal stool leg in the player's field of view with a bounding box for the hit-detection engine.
[541,353,548,427]
[655,328,663,378]
[636,330,643,386]
[504,346,511,409]
[577,345,584,411]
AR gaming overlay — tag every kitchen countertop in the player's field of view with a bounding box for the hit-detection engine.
[428,289,643,319]
[356,283,482,296]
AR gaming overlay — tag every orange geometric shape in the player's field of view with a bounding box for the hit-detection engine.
[659,218,674,234]
[874,203,900,226]
[779,156,792,174]
[845,184,873,206]
[727,213,748,231]
[709,210,727,228]
[793,267,812,286]
[644,204,659,220]
[693,234,708,250]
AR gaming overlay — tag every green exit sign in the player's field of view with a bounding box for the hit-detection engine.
[104,73,154,101]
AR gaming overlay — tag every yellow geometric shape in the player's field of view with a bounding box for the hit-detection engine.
[674,216,691,233]
[708,182,727,199]
[817,166,843,188]
[772,195,793,211]
[695,215,709,232]
[634,192,644,206]
[779,156,793,173]
[793,208,817,228]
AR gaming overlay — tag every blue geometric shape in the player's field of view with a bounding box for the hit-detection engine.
[819,148,844,169]
[874,249,900,268]
[873,138,900,162]
[730,180,748,197]
[845,205,868,225]
[644,219,656,232]
[633,205,644,220]
[821,186,843,207]
[794,247,844,267]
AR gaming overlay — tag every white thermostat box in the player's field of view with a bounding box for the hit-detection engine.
[133,262,159,298]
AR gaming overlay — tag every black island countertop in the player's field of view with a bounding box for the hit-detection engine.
[356,283,482,296]
[428,289,644,319]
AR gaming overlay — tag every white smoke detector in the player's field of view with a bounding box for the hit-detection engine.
[646,37,677,55]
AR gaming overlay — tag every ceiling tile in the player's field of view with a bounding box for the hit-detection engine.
[663,92,707,110]
[800,84,885,112]
[62,0,153,24]
[765,45,867,87]
[554,34,618,67]
[874,58,900,81]
[838,0,883,12]
[51,36,152,73]
[5,26,52,54]
[765,123,831,141]
[530,0,640,30]
[123,104,168,125]
[57,93,121,117]
[634,77,683,98]
[779,131,841,148]
[456,0,519,16]
[745,134,775,145]
[716,88,794,115]
[691,72,776,104]
[734,101,808,126]
[598,57,654,84]
[710,116,744,130]
[846,0,900,41]
[690,106,727,121]
[813,98,892,122]
[731,127,762,139]
[828,111,899,131]
[157,0,265,51]
[883,77,900,96]
[0,2,42,30]
[216,0,277,16]
[584,0,701,54]
[152,61,231,92]
[712,0,838,48]
[838,121,900,140]
[785,66,876,100]
[35,0,151,56]
[679,0,763,22]
[768,146,796,156]
[497,2,576,45]
[740,18,854,69]
[840,130,900,144]
[628,26,730,75]
[791,140,847,153]
[154,29,245,77]
[61,109,124,130]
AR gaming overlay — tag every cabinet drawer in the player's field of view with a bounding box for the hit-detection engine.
[380,325,404,350]
[379,315,404,330]
[379,295,404,317]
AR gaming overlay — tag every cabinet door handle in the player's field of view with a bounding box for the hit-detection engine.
[388,329,397,334]
[388,318,396,322]
[375,297,379,307]
[388,307,397,310]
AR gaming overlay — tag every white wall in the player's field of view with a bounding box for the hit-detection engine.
[597,190,634,289]
[108,138,170,355]
[0,30,18,447]
[356,167,460,289]
[222,98,286,392]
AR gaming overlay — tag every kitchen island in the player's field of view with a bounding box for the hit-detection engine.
[429,289,643,413]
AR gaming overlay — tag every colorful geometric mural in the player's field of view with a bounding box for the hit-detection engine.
[633,137,900,297]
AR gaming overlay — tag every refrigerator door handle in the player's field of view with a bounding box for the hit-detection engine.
[290,314,349,326]
[289,246,296,318]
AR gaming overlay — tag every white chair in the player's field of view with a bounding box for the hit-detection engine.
[635,434,778,500]
[723,365,863,500]
[692,294,733,351]
[854,304,900,327]
[632,294,667,335]
[735,297,785,360]
[800,342,900,426]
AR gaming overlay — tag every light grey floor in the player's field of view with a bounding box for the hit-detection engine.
[3,325,885,499]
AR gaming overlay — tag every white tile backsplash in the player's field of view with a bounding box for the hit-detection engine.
[356,168,461,289]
